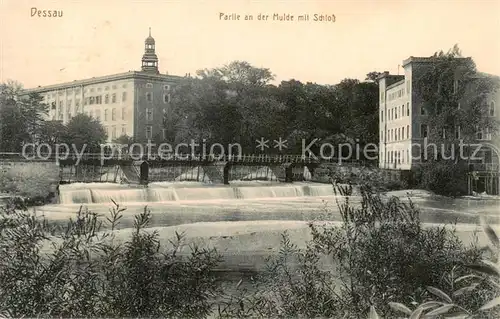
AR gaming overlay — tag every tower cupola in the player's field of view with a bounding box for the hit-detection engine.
[141,27,159,74]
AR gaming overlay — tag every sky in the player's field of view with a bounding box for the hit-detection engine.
[1,0,500,89]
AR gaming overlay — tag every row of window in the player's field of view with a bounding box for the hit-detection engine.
[84,92,125,105]
[382,124,468,141]
[44,82,171,99]
[383,149,410,165]
[104,125,127,140]
[382,102,410,122]
[86,108,127,122]
[382,125,411,142]
[145,92,171,103]
[387,87,405,102]
[45,84,127,98]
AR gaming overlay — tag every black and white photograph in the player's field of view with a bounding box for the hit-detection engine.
[0,1,499,318]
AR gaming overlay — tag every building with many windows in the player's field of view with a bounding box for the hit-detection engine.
[21,28,182,143]
[378,56,500,194]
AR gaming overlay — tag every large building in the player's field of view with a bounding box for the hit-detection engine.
[22,29,183,143]
[378,56,500,194]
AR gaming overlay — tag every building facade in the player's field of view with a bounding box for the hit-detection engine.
[22,29,183,143]
[378,56,500,194]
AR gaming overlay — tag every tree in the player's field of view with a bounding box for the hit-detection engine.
[365,71,382,83]
[0,81,48,152]
[38,120,67,146]
[63,114,107,152]
[416,44,500,160]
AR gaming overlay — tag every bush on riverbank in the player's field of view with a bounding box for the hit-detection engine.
[217,184,496,318]
[0,203,222,318]
[0,164,58,205]
[418,161,469,197]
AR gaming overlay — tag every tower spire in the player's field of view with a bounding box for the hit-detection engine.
[149,27,151,37]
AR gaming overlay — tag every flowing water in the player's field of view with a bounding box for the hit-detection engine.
[33,181,500,300]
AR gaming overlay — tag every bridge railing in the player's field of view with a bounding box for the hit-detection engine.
[0,152,368,165]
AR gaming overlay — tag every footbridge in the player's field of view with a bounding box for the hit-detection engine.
[0,152,368,185]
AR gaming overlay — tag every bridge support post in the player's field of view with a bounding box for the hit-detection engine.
[285,164,293,183]
[140,161,149,186]
[223,163,231,185]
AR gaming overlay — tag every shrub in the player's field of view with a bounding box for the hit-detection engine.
[0,202,223,318]
[329,166,406,191]
[218,184,486,318]
[383,216,500,319]
[0,164,58,203]
[419,160,469,196]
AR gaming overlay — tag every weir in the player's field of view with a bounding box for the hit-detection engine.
[58,182,336,205]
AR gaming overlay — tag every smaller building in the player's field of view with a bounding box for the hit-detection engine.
[378,56,500,194]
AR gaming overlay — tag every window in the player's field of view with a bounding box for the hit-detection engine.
[402,127,405,139]
[485,127,492,140]
[90,88,95,92]
[96,95,102,104]
[105,126,109,137]
[146,108,153,121]
[122,107,126,120]
[89,97,95,105]
[146,92,152,102]
[112,85,117,90]
[164,84,171,91]
[146,126,152,139]
[395,107,398,119]
[420,105,426,115]
[146,83,153,88]
[476,129,483,140]
[84,97,88,105]
[60,101,64,108]
[104,94,109,104]
[68,112,71,119]
[162,128,167,140]
[490,101,495,116]
[455,126,461,139]
[75,99,80,107]
[407,125,410,139]
[98,87,102,92]
[122,92,127,102]
[122,125,126,135]
[112,108,116,121]
[111,93,116,103]
[105,86,109,91]
[401,105,404,117]
[407,102,410,116]
[406,150,409,163]
[112,126,116,139]
[104,109,108,121]
[96,110,101,120]
[122,83,127,88]
[380,130,383,140]
[163,93,170,103]
[420,124,428,138]
[90,110,94,118]
[381,111,384,122]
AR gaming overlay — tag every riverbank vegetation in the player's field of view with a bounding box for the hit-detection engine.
[1,185,498,318]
